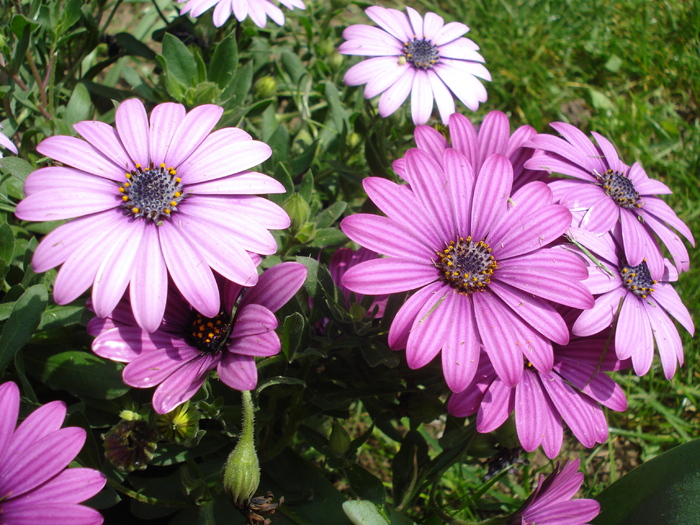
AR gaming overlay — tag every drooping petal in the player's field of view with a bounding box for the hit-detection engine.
[218,353,258,391]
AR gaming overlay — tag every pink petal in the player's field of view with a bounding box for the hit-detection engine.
[36,136,124,181]
[152,354,217,414]
[471,154,512,240]
[165,105,223,168]
[0,382,20,466]
[442,296,480,392]
[477,378,514,433]
[573,288,626,337]
[148,103,187,166]
[388,281,444,349]
[7,468,105,505]
[377,67,415,117]
[115,99,150,167]
[342,257,437,295]
[241,261,307,312]
[15,187,120,221]
[74,119,133,172]
[410,70,434,125]
[218,354,257,391]
[406,288,456,368]
[129,223,167,332]
[188,171,285,194]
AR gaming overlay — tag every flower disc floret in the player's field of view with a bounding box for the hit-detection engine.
[120,163,184,221]
[187,311,232,354]
[621,261,656,298]
[600,169,641,209]
[436,236,497,294]
[404,38,439,69]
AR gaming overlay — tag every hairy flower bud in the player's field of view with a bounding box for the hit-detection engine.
[223,391,260,508]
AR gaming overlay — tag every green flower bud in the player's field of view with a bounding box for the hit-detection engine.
[283,193,310,234]
[328,51,345,70]
[254,75,277,99]
[223,391,260,508]
[329,420,352,457]
[347,132,362,149]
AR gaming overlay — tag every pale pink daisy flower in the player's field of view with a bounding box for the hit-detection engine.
[179,0,305,28]
[340,6,490,125]
[89,262,307,414]
[393,111,546,192]
[341,147,593,392]
[569,227,694,379]
[525,122,694,278]
[16,99,289,332]
[507,459,600,524]
[448,332,628,458]
[0,381,106,524]
[0,124,18,159]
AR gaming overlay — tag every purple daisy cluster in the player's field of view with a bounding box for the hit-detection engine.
[16,99,307,415]
[340,109,694,460]
[0,381,106,524]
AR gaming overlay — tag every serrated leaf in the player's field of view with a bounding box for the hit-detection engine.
[24,348,129,400]
[0,284,48,374]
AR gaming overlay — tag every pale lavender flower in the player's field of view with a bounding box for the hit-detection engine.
[525,122,694,277]
[16,99,289,332]
[329,247,388,317]
[507,459,600,524]
[393,111,546,192]
[0,124,18,159]
[0,381,106,524]
[341,147,593,392]
[89,262,306,414]
[569,227,694,379]
[340,6,490,125]
[179,0,305,28]
[448,330,628,459]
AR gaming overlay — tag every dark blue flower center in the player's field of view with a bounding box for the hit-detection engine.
[600,169,640,209]
[435,236,498,294]
[187,311,232,354]
[620,261,656,298]
[119,163,185,222]
[403,38,439,70]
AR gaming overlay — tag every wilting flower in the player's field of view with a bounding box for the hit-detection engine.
[341,148,593,392]
[525,122,694,277]
[340,6,490,125]
[179,0,305,28]
[0,124,17,158]
[89,262,306,414]
[16,99,289,332]
[393,111,546,192]
[448,332,628,458]
[506,459,600,524]
[0,381,106,524]
[329,247,388,317]
[102,419,158,472]
[569,227,694,379]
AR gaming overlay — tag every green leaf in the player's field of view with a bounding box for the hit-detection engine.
[280,51,307,86]
[57,0,82,33]
[594,438,700,525]
[291,140,317,176]
[309,228,348,248]
[161,33,197,86]
[324,81,349,134]
[64,82,92,127]
[299,171,314,203]
[347,465,386,507]
[314,201,347,229]
[24,348,130,400]
[115,32,157,60]
[208,34,238,89]
[1,157,35,184]
[280,312,305,360]
[0,222,14,266]
[37,304,85,331]
[0,284,48,374]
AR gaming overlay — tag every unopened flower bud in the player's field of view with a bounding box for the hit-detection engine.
[254,75,277,99]
[223,391,260,508]
[283,193,310,233]
[329,419,352,457]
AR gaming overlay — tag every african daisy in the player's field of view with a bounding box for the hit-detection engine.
[179,0,305,28]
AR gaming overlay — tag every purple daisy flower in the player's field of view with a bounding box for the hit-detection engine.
[329,247,388,318]
[88,262,307,414]
[0,381,106,524]
[524,122,694,277]
[393,111,546,192]
[339,6,490,125]
[507,459,600,524]
[569,227,694,379]
[179,0,305,28]
[16,99,289,332]
[448,331,628,458]
[340,147,593,392]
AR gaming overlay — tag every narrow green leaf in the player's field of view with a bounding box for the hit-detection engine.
[314,201,347,229]
[280,312,305,360]
[0,222,14,265]
[0,284,48,374]
[280,51,307,86]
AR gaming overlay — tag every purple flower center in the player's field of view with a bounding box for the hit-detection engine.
[435,236,498,294]
[119,163,185,222]
[187,311,232,354]
[620,261,656,298]
[403,38,439,70]
[599,169,641,209]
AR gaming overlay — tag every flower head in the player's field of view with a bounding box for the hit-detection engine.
[340,6,490,125]
[569,227,694,379]
[341,147,593,392]
[525,122,694,277]
[179,0,305,28]
[0,381,106,524]
[448,331,628,458]
[393,111,546,192]
[89,262,307,414]
[16,99,289,332]
[507,459,600,524]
